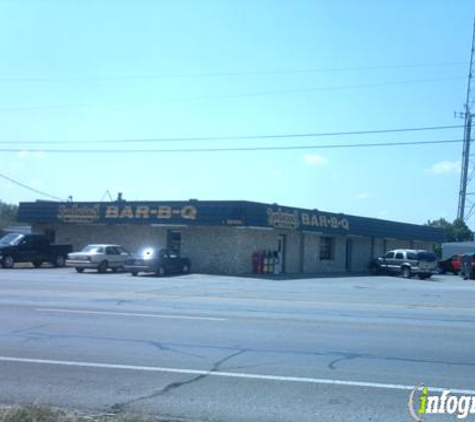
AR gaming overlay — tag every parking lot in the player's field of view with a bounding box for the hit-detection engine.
[0,268,474,421]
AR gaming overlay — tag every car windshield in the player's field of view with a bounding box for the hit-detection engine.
[0,233,24,246]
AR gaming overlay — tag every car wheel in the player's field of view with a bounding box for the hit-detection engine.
[98,261,109,273]
[401,266,411,278]
[182,264,190,274]
[1,256,14,269]
[54,255,66,267]
[75,267,84,273]
[156,266,165,277]
[131,271,138,277]
[418,273,430,280]
[32,261,43,268]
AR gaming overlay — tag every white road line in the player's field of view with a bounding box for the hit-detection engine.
[36,308,227,322]
[0,356,474,395]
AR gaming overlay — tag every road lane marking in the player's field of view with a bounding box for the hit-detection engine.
[0,356,474,395]
[36,308,227,322]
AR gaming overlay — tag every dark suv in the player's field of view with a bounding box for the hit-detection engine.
[369,249,438,279]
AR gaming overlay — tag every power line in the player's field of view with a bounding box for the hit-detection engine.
[0,61,466,82]
[0,124,463,145]
[0,171,63,201]
[0,76,464,112]
[0,139,463,154]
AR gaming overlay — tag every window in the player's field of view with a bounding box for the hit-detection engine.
[395,252,404,259]
[116,246,130,255]
[320,237,335,261]
[106,247,119,255]
[384,251,395,259]
[416,251,437,262]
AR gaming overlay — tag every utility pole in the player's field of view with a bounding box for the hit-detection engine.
[457,10,475,221]
[458,108,472,220]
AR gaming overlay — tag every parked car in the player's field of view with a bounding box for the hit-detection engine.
[369,249,438,279]
[438,254,462,275]
[0,233,72,268]
[124,247,191,276]
[66,244,130,273]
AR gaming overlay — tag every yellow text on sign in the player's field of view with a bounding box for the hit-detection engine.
[105,205,197,220]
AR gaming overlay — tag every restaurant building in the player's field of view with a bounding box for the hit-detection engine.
[17,200,445,275]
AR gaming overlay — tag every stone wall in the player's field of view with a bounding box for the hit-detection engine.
[350,236,372,272]
[181,226,243,274]
[34,223,168,252]
[31,223,437,275]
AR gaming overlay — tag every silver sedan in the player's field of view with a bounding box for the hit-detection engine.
[66,244,130,273]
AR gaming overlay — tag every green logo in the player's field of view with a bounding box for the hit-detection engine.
[408,384,475,420]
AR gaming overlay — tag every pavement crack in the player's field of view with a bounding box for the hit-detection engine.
[110,349,247,413]
[147,340,206,359]
[10,323,50,335]
[328,353,361,370]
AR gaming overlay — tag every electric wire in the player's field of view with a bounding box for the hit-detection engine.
[0,76,464,112]
[0,61,466,82]
[0,125,463,145]
[0,171,63,201]
[0,139,463,154]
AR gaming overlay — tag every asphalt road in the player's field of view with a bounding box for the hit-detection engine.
[0,268,474,421]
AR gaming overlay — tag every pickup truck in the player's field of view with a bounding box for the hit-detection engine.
[124,247,191,276]
[0,233,73,268]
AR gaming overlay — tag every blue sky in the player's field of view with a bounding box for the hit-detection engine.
[0,0,474,227]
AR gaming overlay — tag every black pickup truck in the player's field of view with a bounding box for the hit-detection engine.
[0,233,73,268]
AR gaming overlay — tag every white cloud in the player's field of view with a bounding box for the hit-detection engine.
[303,154,327,166]
[425,160,460,175]
[355,192,370,200]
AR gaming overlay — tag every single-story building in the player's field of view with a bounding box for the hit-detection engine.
[17,200,445,275]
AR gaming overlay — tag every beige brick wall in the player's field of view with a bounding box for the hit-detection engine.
[386,239,412,251]
[231,228,302,274]
[32,223,437,275]
[413,241,434,250]
[373,237,385,257]
[302,233,347,273]
[350,236,372,271]
[181,226,243,274]
[34,223,168,252]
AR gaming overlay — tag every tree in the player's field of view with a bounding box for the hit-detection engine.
[0,202,18,230]
[426,218,474,242]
